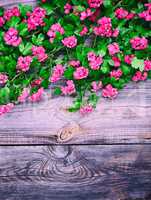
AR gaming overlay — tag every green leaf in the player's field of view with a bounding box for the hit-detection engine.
[54,87,62,95]
[6,16,21,28]
[103,0,112,8]
[64,67,75,79]
[41,3,53,15]
[0,87,10,104]
[32,34,45,46]
[121,65,131,75]
[68,98,82,112]
[18,23,28,36]
[131,57,144,72]
[19,42,32,56]
[88,93,99,107]
[18,4,32,16]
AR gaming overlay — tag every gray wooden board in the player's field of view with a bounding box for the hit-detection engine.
[0,81,151,144]
[0,145,151,200]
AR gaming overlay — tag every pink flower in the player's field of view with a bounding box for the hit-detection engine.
[4,7,20,21]
[130,37,148,50]
[0,17,5,27]
[74,66,89,80]
[18,88,29,103]
[62,36,77,48]
[50,64,64,83]
[108,43,120,56]
[80,26,88,36]
[50,23,65,35]
[112,28,119,37]
[124,55,135,65]
[80,8,93,20]
[4,28,22,47]
[69,60,80,67]
[0,73,8,84]
[132,71,147,82]
[139,4,151,21]
[17,56,32,72]
[32,46,48,62]
[28,87,44,102]
[112,56,121,67]
[0,103,14,116]
[87,51,103,70]
[102,84,118,99]
[64,3,72,14]
[31,78,43,87]
[88,0,103,8]
[91,81,102,92]
[80,104,93,115]
[144,60,151,71]
[26,7,46,31]
[115,8,128,19]
[61,80,76,95]
[94,17,113,37]
[110,69,123,80]
[126,13,135,20]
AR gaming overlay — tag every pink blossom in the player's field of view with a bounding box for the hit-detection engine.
[17,56,32,72]
[110,69,123,80]
[144,60,151,71]
[80,104,93,115]
[26,7,46,31]
[80,8,93,21]
[80,26,88,36]
[61,80,76,95]
[50,64,64,83]
[4,7,20,21]
[87,52,96,62]
[112,56,121,67]
[91,81,102,92]
[132,71,148,82]
[102,84,118,99]
[31,78,43,87]
[0,17,5,27]
[112,28,119,37]
[139,3,151,21]
[0,103,14,116]
[64,3,72,14]
[108,43,120,56]
[0,73,8,84]
[28,87,44,102]
[89,56,103,70]
[130,37,148,50]
[94,17,113,37]
[126,12,135,20]
[88,0,103,8]
[32,46,48,62]
[4,28,22,47]
[115,8,128,19]
[62,36,77,48]
[18,88,29,103]
[74,66,89,80]
[69,60,80,67]
[124,55,135,65]
[50,23,65,35]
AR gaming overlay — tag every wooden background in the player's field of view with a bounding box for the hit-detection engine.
[0,1,151,199]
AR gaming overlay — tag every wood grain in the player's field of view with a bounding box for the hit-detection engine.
[0,145,151,200]
[0,81,151,144]
[0,0,36,8]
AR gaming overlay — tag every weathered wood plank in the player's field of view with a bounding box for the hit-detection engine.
[0,0,36,8]
[0,81,151,144]
[0,145,151,200]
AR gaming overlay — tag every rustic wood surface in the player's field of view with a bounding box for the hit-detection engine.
[0,145,151,200]
[0,0,36,8]
[0,80,151,144]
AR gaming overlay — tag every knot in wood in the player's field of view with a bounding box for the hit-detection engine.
[57,121,81,143]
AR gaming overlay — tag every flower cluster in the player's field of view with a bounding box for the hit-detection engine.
[47,23,64,43]
[32,46,48,62]
[50,64,64,83]
[26,7,46,31]
[87,52,103,70]
[4,28,22,47]
[17,56,32,72]
[94,17,119,38]
[0,1,150,116]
